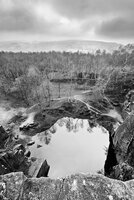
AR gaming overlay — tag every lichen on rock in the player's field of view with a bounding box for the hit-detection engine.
[0,172,134,200]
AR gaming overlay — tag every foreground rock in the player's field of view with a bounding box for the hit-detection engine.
[0,172,134,200]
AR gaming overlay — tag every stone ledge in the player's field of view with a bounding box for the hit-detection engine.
[0,172,134,200]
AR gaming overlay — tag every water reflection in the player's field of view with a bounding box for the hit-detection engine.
[36,118,93,145]
[29,117,109,178]
[57,118,84,132]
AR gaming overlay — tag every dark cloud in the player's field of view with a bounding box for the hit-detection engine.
[48,0,134,41]
[49,0,134,19]
[0,6,34,31]
[0,0,87,40]
[96,16,134,39]
[0,0,56,33]
[0,0,134,41]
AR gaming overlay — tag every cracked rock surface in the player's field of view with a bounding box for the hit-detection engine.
[0,172,134,200]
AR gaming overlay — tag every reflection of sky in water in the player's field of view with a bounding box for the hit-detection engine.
[30,118,109,178]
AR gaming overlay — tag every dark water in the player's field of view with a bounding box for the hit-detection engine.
[29,118,109,178]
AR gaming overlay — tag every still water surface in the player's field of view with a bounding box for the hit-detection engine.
[30,118,109,178]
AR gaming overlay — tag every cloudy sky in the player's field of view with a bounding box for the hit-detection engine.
[0,0,134,44]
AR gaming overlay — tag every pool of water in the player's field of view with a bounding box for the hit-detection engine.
[29,118,109,178]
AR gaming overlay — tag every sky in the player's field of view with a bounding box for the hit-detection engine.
[0,0,134,44]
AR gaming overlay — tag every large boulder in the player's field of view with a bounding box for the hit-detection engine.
[36,159,50,178]
[109,162,134,181]
[0,172,134,200]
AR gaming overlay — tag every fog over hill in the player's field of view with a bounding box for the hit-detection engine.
[0,40,121,53]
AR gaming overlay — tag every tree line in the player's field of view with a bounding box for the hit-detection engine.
[0,44,134,107]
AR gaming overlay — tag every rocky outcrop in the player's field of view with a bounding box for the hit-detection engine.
[17,96,119,137]
[107,113,134,181]
[0,124,52,180]
[36,160,50,178]
[113,114,134,165]
[109,162,134,181]
[0,143,31,176]
[0,172,134,200]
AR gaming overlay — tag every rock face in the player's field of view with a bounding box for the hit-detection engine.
[0,125,51,179]
[0,172,134,200]
[36,160,50,178]
[113,114,134,165]
[108,113,134,181]
[0,126,9,148]
[0,143,31,176]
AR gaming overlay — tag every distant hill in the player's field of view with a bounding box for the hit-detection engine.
[0,40,121,53]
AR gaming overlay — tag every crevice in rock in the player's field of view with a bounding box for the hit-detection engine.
[104,133,118,176]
